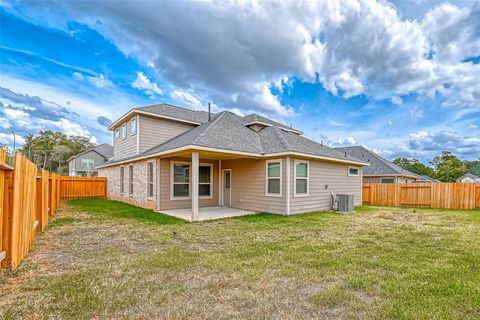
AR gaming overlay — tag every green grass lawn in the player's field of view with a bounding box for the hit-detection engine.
[1,199,479,319]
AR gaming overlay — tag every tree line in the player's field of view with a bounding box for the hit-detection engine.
[16,130,96,175]
[393,151,480,182]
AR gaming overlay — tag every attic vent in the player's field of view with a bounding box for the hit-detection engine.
[246,122,269,132]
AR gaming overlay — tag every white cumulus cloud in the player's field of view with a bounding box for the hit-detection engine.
[132,72,163,96]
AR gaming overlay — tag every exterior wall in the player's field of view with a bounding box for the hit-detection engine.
[363,176,417,183]
[98,159,157,210]
[221,158,287,214]
[113,115,137,160]
[289,159,362,214]
[159,157,219,210]
[139,115,195,153]
[458,177,480,183]
[75,150,107,172]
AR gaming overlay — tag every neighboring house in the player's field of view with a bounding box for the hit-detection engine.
[97,103,368,221]
[334,146,419,183]
[68,143,113,177]
[416,175,439,183]
[456,173,480,183]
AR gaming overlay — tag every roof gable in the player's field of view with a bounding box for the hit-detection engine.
[335,146,418,177]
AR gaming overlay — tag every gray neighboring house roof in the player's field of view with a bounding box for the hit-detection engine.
[417,175,439,182]
[456,173,480,181]
[334,146,418,178]
[99,111,367,167]
[68,143,113,162]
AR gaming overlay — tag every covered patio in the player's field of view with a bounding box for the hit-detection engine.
[161,206,257,222]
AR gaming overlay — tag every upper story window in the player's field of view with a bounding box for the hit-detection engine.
[266,160,282,197]
[348,166,359,176]
[81,159,95,168]
[294,160,309,197]
[121,124,127,140]
[131,117,137,135]
[115,128,120,139]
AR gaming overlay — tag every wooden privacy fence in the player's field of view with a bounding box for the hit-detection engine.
[1,151,107,269]
[363,182,480,209]
[60,176,107,199]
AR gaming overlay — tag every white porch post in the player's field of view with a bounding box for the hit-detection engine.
[191,152,199,221]
[218,159,222,206]
[286,157,290,216]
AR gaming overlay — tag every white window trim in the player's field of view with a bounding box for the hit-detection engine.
[120,166,125,195]
[131,117,137,135]
[265,159,282,197]
[128,165,134,196]
[348,166,360,176]
[294,159,309,197]
[121,123,127,140]
[147,161,154,200]
[170,161,214,200]
[115,128,120,139]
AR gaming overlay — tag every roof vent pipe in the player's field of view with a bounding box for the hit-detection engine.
[208,102,211,121]
[344,151,347,158]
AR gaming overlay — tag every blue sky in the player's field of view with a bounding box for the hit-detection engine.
[0,0,479,163]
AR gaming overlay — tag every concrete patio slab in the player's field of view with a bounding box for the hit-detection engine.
[160,206,257,221]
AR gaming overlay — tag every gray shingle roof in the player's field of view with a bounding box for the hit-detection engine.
[243,113,302,133]
[417,175,439,182]
[101,111,366,166]
[334,146,418,177]
[457,173,480,181]
[136,103,213,124]
[94,143,113,159]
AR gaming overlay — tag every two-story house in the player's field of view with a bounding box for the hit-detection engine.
[97,103,368,221]
[68,143,113,177]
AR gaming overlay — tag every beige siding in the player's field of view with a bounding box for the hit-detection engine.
[221,158,286,214]
[159,157,219,210]
[139,115,195,153]
[98,159,158,210]
[289,159,362,214]
[113,116,137,159]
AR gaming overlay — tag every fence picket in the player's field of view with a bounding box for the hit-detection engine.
[0,150,107,269]
[363,182,480,209]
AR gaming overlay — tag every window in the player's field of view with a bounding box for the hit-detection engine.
[266,160,282,196]
[381,178,395,183]
[199,165,212,197]
[120,167,124,194]
[121,124,127,140]
[81,159,95,168]
[129,165,134,195]
[131,117,137,135]
[115,129,120,139]
[348,166,359,176]
[147,162,154,198]
[172,163,190,199]
[170,162,213,199]
[294,160,309,196]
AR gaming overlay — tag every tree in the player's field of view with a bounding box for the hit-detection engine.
[19,131,95,174]
[464,159,480,176]
[393,157,436,177]
[431,151,468,182]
